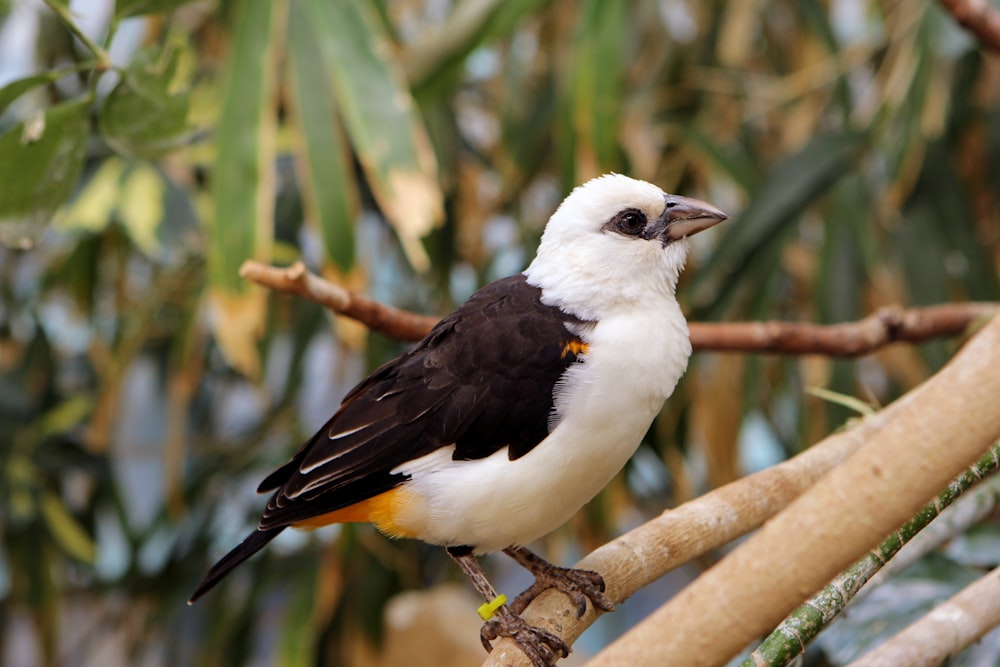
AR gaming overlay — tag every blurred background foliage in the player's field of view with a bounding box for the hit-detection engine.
[0,0,998,665]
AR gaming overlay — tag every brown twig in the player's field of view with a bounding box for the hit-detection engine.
[937,0,1000,51]
[686,304,998,356]
[240,261,997,356]
[238,261,438,342]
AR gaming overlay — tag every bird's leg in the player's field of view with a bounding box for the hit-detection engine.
[446,546,569,667]
[503,546,615,617]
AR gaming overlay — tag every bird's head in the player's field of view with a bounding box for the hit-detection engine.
[524,174,728,319]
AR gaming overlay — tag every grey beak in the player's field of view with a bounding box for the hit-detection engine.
[654,194,729,243]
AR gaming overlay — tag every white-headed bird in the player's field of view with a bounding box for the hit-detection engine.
[190,174,728,666]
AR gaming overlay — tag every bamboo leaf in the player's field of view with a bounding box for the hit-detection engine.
[99,43,194,158]
[37,395,95,436]
[118,162,166,258]
[40,492,96,564]
[208,0,283,293]
[206,0,287,378]
[403,0,545,91]
[287,3,357,273]
[0,72,66,117]
[7,455,39,522]
[0,98,89,249]
[303,0,443,271]
[819,175,869,427]
[909,143,1000,301]
[805,387,876,417]
[53,157,126,234]
[819,175,866,324]
[691,131,866,319]
[670,122,758,191]
[570,0,627,175]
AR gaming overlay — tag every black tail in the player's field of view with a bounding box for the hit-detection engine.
[188,527,285,603]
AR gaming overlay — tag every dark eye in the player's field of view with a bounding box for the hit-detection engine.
[612,209,646,236]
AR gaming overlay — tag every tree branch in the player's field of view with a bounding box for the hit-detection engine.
[238,260,438,342]
[586,312,1000,667]
[688,304,997,355]
[846,564,1000,666]
[937,0,1000,52]
[479,414,882,667]
[742,444,1000,667]
[239,261,997,356]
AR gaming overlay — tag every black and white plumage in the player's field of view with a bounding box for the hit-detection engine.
[256,274,593,530]
[190,174,728,664]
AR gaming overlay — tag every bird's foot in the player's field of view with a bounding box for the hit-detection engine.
[481,607,569,667]
[504,546,615,616]
[510,563,615,617]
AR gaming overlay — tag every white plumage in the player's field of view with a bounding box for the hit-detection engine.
[394,173,717,552]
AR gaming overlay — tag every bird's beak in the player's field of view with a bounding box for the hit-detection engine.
[649,194,729,244]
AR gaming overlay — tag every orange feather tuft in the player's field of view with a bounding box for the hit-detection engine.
[292,486,417,538]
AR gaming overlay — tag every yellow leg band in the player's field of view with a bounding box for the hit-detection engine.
[477,593,508,621]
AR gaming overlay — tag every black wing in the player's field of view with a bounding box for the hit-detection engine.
[189,274,590,602]
[257,274,591,527]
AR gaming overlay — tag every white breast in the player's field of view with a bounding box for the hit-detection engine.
[391,304,691,552]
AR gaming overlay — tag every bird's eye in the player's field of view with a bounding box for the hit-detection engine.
[611,209,646,236]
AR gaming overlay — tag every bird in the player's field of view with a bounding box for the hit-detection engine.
[189,174,728,666]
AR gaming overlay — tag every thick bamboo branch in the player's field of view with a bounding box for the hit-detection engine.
[586,312,1000,667]
[480,415,882,667]
[239,261,997,355]
[937,0,1000,52]
[846,564,1000,666]
[742,444,1000,667]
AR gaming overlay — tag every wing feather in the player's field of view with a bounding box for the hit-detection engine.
[256,274,592,531]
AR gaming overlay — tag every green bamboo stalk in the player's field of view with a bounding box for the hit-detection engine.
[741,441,1000,667]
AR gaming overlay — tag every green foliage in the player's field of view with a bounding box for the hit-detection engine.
[0,69,83,117]
[287,3,357,273]
[0,98,90,248]
[299,0,442,271]
[0,1,998,665]
[207,0,284,294]
[100,42,195,158]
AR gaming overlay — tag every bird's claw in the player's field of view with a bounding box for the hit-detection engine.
[481,611,570,667]
[511,565,615,617]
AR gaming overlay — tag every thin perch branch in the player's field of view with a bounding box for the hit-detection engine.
[687,304,997,355]
[238,261,438,342]
[240,261,997,356]
[937,0,1000,52]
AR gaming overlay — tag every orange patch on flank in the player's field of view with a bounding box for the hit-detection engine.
[562,340,589,358]
[292,486,417,539]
